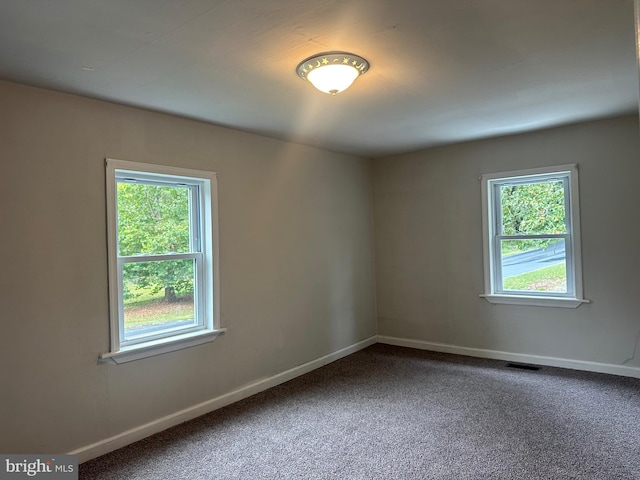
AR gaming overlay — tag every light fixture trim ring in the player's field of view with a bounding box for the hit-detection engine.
[296,52,370,82]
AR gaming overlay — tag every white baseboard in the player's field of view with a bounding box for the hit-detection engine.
[378,335,640,379]
[71,335,377,463]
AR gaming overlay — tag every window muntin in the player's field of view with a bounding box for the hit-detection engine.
[481,164,585,306]
[104,159,220,359]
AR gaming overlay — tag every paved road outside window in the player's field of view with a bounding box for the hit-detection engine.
[502,241,565,278]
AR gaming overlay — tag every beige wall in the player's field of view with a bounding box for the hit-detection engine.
[2,77,639,458]
[373,115,640,371]
[0,80,376,454]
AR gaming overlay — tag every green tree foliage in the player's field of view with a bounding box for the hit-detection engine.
[117,182,194,302]
[500,180,566,253]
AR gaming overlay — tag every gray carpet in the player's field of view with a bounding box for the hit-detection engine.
[80,345,640,479]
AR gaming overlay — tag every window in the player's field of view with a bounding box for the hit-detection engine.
[102,159,222,363]
[480,164,587,308]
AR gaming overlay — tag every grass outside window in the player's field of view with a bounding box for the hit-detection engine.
[503,263,566,292]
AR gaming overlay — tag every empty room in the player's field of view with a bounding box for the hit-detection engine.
[1,1,639,479]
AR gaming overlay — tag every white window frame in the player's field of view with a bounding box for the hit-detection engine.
[480,164,588,308]
[101,159,223,363]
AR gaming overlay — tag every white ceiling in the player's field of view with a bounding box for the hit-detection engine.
[0,0,638,157]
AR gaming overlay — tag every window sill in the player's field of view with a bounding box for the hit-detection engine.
[480,294,590,308]
[100,328,226,364]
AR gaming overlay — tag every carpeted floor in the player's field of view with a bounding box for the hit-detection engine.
[80,344,640,479]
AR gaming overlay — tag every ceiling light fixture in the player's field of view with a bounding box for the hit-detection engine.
[296,52,369,95]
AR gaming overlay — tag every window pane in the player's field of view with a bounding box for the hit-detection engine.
[500,180,566,235]
[122,259,196,340]
[500,239,567,293]
[117,182,191,255]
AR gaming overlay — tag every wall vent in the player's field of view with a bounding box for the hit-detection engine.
[505,362,541,371]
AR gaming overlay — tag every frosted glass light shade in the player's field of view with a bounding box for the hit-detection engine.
[297,52,369,95]
[307,64,359,94]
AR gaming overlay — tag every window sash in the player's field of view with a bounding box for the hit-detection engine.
[491,175,575,297]
[493,175,570,237]
[115,178,202,256]
[117,252,205,346]
[493,234,574,297]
